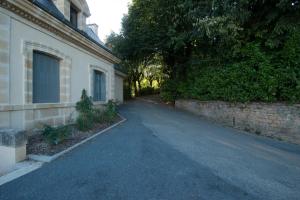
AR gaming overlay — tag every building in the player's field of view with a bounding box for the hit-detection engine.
[0,0,126,131]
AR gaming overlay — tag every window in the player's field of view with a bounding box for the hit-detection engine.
[93,70,106,101]
[70,4,78,28]
[33,51,60,103]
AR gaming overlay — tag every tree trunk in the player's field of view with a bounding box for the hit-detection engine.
[133,80,138,97]
[149,78,154,87]
[137,80,142,92]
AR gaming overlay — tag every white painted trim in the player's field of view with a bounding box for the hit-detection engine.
[28,114,127,163]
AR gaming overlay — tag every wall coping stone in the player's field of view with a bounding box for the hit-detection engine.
[0,129,27,147]
[177,99,300,108]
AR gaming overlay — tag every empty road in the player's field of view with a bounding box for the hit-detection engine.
[1,100,300,200]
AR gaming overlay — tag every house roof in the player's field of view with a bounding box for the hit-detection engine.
[30,0,122,71]
[84,27,105,46]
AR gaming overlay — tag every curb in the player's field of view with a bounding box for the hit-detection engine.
[0,114,127,186]
[0,161,43,186]
[28,114,127,163]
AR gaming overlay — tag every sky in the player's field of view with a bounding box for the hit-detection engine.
[86,0,132,42]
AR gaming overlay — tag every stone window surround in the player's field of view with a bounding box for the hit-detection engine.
[53,0,89,30]
[22,41,72,105]
[89,65,108,104]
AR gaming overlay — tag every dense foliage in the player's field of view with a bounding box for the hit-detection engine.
[76,90,118,131]
[107,0,300,103]
[42,125,71,145]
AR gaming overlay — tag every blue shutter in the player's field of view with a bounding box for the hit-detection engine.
[93,70,106,101]
[33,51,60,103]
[93,71,100,101]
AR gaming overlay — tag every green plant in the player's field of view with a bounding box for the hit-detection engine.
[76,112,94,131]
[123,82,133,100]
[160,80,178,103]
[103,100,118,123]
[42,125,71,145]
[76,89,93,114]
[76,89,94,131]
[92,108,106,124]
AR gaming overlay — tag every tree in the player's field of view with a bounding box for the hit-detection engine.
[107,0,300,102]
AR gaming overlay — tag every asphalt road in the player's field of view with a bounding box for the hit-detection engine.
[1,100,300,200]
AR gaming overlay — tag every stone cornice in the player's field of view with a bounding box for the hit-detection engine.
[0,0,121,64]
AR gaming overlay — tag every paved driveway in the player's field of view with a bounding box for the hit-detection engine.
[1,100,300,200]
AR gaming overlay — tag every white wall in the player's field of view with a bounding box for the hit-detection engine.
[0,8,117,130]
[9,14,115,104]
[115,74,124,103]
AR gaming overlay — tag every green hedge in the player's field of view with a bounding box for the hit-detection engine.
[161,39,300,103]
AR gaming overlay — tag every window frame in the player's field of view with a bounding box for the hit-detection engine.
[32,50,61,104]
[93,69,106,102]
[70,3,79,28]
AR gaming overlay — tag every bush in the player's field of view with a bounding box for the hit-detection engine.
[42,125,71,145]
[175,42,300,103]
[76,90,118,131]
[76,89,93,114]
[76,89,95,131]
[103,100,117,123]
[160,80,178,103]
[76,112,94,131]
[92,108,105,124]
[124,82,133,100]
[92,100,118,124]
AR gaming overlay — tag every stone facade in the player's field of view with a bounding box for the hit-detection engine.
[24,104,76,131]
[176,100,300,144]
[0,0,124,131]
[0,11,9,105]
[23,41,72,104]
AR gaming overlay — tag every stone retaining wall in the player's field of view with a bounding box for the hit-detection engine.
[175,100,300,144]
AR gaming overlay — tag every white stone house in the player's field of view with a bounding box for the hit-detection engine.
[0,0,126,131]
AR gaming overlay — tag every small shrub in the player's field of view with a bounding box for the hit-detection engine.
[76,89,93,114]
[93,108,106,124]
[42,125,71,145]
[76,89,94,131]
[76,112,94,131]
[103,100,117,123]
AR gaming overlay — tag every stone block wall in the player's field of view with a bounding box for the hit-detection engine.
[0,12,10,105]
[24,104,76,132]
[0,104,76,132]
[0,3,116,132]
[175,100,300,144]
[23,41,72,104]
